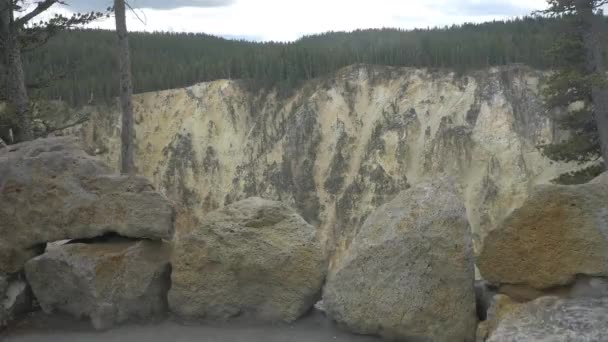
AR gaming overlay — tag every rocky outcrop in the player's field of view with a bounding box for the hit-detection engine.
[0,137,175,273]
[24,239,171,330]
[169,197,326,322]
[479,295,608,342]
[71,65,584,262]
[478,180,608,292]
[323,179,477,341]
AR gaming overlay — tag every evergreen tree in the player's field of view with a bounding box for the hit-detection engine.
[0,0,105,142]
[540,0,607,183]
[22,17,574,106]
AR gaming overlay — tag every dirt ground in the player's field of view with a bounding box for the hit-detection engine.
[1,311,381,342]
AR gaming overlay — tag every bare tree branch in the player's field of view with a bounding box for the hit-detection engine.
[43,113,90,135]
[14,0,59,27]
[125,1,146,25]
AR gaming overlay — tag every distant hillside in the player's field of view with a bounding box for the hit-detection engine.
[23,16,570,105]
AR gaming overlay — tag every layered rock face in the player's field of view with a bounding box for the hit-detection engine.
[169,197,326,322]
[73,65,582,260]
[25,239,171,330]
[478,178,608,293]
[0,137,175,273]
[323,179,477,341]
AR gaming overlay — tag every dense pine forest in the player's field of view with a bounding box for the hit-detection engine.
[21,16,590,105]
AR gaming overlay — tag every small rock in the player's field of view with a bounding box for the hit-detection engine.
[314,300,326,314]
[0,275,33,328]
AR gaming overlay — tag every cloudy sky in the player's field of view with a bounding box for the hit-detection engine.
[48,0,549,41]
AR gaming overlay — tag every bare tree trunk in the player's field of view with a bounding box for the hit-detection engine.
[1,1,33,142]
[115,0,135,174]
[576,0,608,169]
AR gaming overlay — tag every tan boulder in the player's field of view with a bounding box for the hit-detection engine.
[323,178,477,342]
[168,197,326,323]
[478,181,608,290]
[0,137,175,273]
[24,239,171,330]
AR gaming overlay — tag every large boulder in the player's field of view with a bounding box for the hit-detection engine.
[0,137,175,273]
[479,295,608,342]
[323,178,477,342]
[168,197,326,322]
[478,181,608,291]
[24,239,171,330]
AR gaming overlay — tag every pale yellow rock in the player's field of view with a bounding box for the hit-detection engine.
[70,65,585,263]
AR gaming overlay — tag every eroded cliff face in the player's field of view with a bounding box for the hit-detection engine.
[73,65,581,265]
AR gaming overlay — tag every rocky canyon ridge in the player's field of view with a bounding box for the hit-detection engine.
[73,64,582,261]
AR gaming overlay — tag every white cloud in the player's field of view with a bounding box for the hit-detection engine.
[50,0,549,41]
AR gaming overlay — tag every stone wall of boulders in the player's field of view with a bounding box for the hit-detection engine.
[0,137,328,331]
[0,137,176,330]
[2,137,608,342]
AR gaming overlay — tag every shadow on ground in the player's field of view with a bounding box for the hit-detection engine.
[2,311,381,342]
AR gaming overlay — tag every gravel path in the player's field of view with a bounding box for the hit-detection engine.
[2,312,380,342]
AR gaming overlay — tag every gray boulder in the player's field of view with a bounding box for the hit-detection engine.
[24,239,171,330]
[169,197,326,323]
[481,296,608,342]
[0,137,175,273]
[323,178,477,342]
